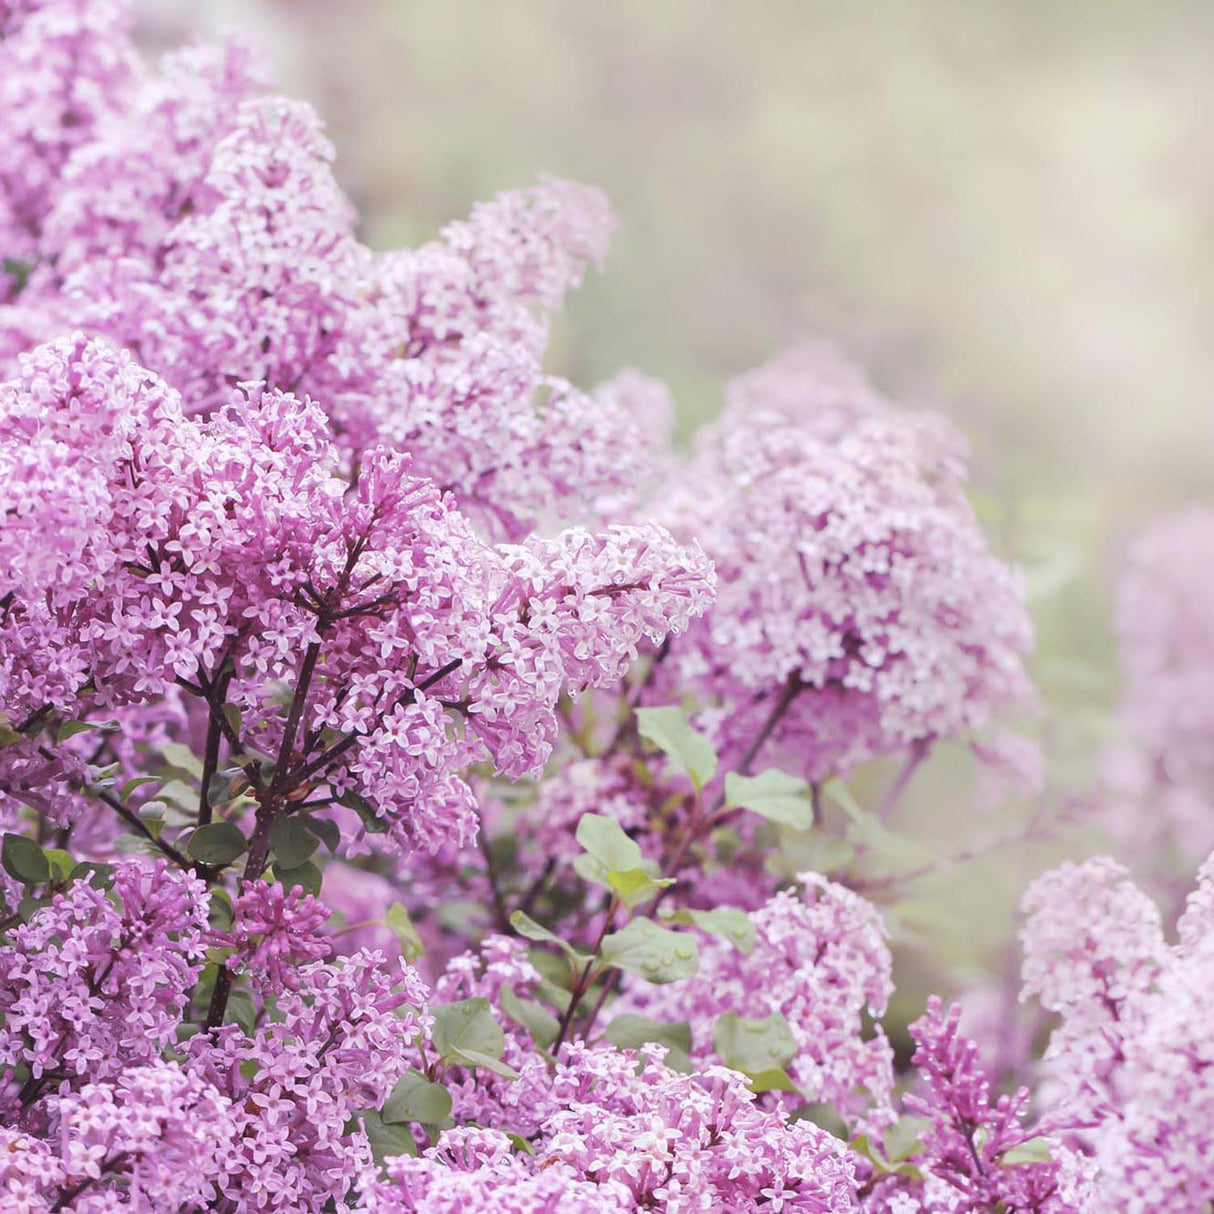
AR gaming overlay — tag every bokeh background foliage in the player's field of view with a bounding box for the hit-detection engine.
[137,0,1213,996]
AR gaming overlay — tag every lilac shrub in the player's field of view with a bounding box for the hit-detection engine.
[1,2,1211,1211]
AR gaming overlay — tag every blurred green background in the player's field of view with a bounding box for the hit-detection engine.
[138,1,1214,506]
[136,0,1213,997]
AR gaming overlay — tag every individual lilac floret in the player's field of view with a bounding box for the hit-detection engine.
[649,343,1035,784]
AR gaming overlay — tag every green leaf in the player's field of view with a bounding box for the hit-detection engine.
[41,848,75,883]
[222,702,244,736]
[509,910,591,966]
[606,866,674,908]
[574,813,672,907]
[2,257,34,293]
[302,814,341,855]
[160,742,204,779]
[432,997,506,1066]
[744,1067,802,1093]
[382,1070,453,1125]
[505,1132,535,1156]
[226,990,258,1035]
[120,775,162,801]
[1000,1137,1053,1166]
[666,907,756,955]
[712,1011,798,1086]
[138,800,167,840]
[69,861,114,889]
[528,950,573,1012]
[576,813,644,870]
[450,1047,520,1080]
[605,1012,692,1056]
[634,706,718,790]
[357,1110,417,1164]
[883,1116,932,1164]
[273,859,323,897]
[187,822,248,866]
[269,815,319,869]
[2,833,49,884]
[208,886,235,932]
[790,1102,849,1140]
[385,903,426,961]
[600,919,699,983]
[56,719,100,743]
[724,769,815,830]
[499,985,560,1050]
[338,789,388,834]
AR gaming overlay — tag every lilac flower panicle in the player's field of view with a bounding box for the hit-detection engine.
[648,343,1035,784]
[613,875,896,1127]
[0,861,208,1097]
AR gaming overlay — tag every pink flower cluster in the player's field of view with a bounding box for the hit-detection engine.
[1096,509,1214,879]
[614,875,895,1127]
[1020,854,1214,1210]
[1,0,655,543]
[647,343,1035,782]
[0,333,711,853]
[0,856,431,1211]
[869,998,1090,1214]
[0,862,208,1104]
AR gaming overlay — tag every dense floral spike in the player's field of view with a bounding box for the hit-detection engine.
[648,344,1035,783]
[614,876,895,1126]
[1,10,646,539]
[0,0,139,291]
[877,998,1089,1214]
[217,880,332,991]
[1,1064,237,1212]
[1019,857,1164,1125]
